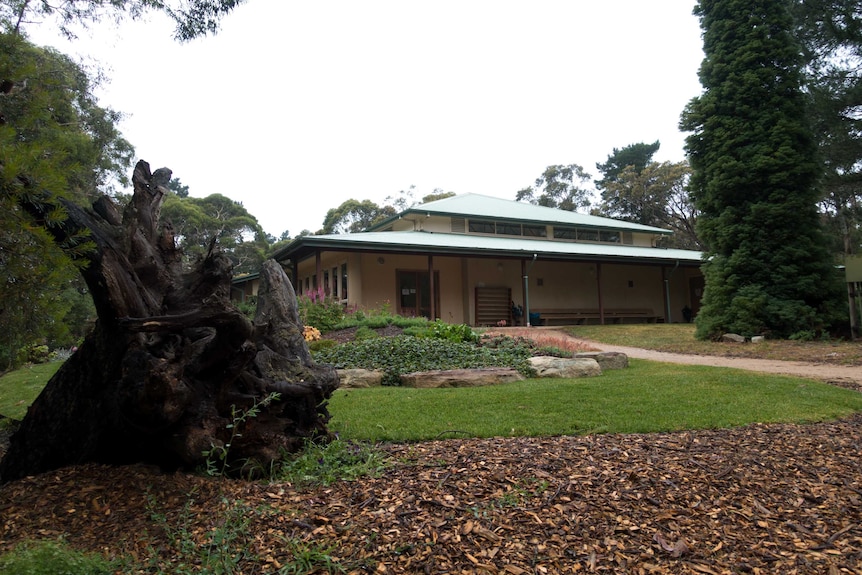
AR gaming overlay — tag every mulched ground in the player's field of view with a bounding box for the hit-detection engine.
[2,330,861,573]
[2,415,861,574]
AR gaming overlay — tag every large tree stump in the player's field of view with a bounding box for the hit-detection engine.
[0,161,338,483]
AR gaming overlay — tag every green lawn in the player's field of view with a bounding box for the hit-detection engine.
[329,359,862,441]
[3,357,861,443]
[0,362,61,422]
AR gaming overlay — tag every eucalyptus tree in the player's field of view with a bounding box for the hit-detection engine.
[2,0,246,41]
[515,163,594,212]
[599,160,701,249]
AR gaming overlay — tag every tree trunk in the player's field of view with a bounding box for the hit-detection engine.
[0,160,338,483]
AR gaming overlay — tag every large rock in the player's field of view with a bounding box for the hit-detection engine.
[337,369,385,388]
[400,368,524,388]
[573,351,628,370]
[721,333,746,343]
[529,356,602,378]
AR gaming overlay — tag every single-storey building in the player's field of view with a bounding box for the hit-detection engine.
[255,193,704,326]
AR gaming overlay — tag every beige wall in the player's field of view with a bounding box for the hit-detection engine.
[292,249,700,325]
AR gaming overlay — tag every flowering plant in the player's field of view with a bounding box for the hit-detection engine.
[303,326,321,342]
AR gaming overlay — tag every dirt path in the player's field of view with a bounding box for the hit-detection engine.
[525,328,862,388]
[589,341,862,386]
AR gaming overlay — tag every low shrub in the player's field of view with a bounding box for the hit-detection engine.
[273,439,389,487]
[353,326,379,340]
[312,334,534,385]
[308,339,337,352]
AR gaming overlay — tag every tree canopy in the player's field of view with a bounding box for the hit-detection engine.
[598,160,701,249]
[2,0,247,41]
[0,33,133,367]
[515,164,593,212]
[681,0,841,339]
[792,0,862,257]
[594,141,661,191]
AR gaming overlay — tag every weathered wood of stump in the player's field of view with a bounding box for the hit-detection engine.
[0,161,338,483]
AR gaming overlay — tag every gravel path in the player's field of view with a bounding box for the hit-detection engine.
[586,341,862,387]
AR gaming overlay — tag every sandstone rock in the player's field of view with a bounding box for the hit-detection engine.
[528,357,602,378]
[721,333,746,343]
[337,368,385,388]
[400,368,524,388]
[573,351,628,370]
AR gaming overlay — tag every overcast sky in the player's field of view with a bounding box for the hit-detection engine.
[31,0,705,239]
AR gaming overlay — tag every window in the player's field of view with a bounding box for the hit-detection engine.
[496,222,521,236]
[553,226,577,240]
[332,267,338,298]
[341,263,348,301]
[397,270,440,319]
[578,228,599,241]
[469,220,495,234]
[323,270,330,296]
[600,231,620,243]
[523,225,547,238]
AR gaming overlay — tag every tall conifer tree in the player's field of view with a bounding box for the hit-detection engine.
[680,0,839,339]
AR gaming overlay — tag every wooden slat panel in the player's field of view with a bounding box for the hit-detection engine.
[475,286,512,326]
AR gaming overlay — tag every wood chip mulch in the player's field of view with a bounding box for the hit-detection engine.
[2,415,861,574]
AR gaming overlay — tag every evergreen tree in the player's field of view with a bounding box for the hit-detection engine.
[680,0,841,339]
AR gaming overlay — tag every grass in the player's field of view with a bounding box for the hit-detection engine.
[0,361,61,422]
[329,359,862,441]
[562,323,862,365]
[0,539,116,575]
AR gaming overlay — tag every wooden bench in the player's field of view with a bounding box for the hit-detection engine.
[531,308,660,326]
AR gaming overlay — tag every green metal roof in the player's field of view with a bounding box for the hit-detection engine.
[370,193,673,235]
[274,230,702,266]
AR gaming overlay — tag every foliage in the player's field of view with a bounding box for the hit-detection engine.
[515,163,593,212]
[681,0,840,339]
[161,191,267,273]
[321,198,397,234]
[307,339,337,352]
[598,160,701,249]
[2,0,247,42]
[792,0,862,258]
[594,140,661,192]
[234,295,257,319]
[298,293,346,333]
[312,335,534,385]
[0,539,116,575]
[0,34,131,370]
[329,360,862,442]
[353,326,379,340]
[201,392,281,477]
[146,494,261,575]
[427,319,479,343]
[273,439,390,487]
[15,343,49,365]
